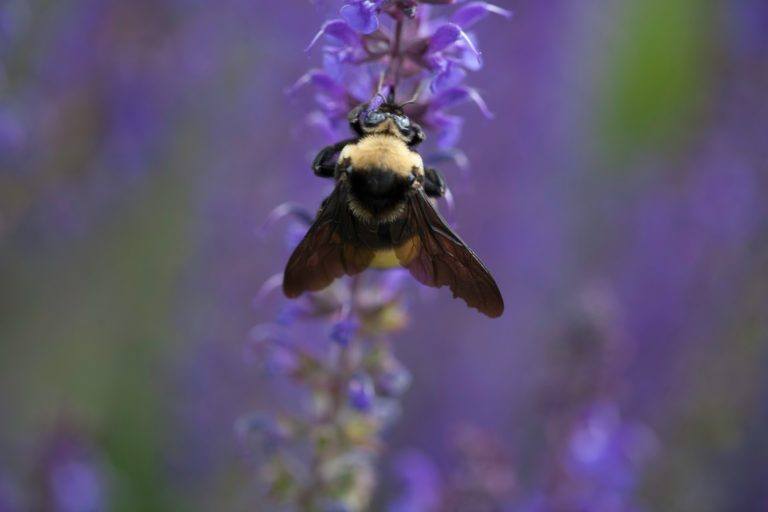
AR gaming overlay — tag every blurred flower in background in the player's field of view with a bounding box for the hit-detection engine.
[0,424,110,512]
[388,288,659,512]
[0,0,767,511]
[37,427,111,512]
[0,0,179,242]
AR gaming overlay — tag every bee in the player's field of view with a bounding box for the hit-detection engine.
[283,96,504,318]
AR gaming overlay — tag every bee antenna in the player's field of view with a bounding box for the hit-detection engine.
[399,81,425,108]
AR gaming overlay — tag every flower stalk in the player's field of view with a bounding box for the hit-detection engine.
[246,1,510,509]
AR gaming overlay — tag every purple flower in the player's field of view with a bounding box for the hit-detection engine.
[428,86,494,118]
[348,373,376,411]
[340,1,382,34]
[389,451,441,512]
[424,111,463,148]
[566,402,658,495]
[376,358,412,397]
[427,23,480,56]
[39,429,109,512]
[451,2,513,29]
[430,61,467,93]
[389,427,518,511]
[330,318,360,345]
[299,0,510,149]
[307,19,362,52]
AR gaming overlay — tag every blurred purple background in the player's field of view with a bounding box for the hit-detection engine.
[1,0,767,510]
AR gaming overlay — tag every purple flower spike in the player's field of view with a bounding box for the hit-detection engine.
[306,19,360,52]
[348,373,376,412]
[340,1,381,34]
[428,23,481,56]
[252,1,507,507]
[451,2,513,29]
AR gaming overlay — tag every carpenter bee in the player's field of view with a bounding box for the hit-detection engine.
[283,95,504,318]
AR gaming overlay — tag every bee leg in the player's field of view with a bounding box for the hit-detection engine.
[407,123,425,148]
[312,138,358,178]
[424,167,447,198]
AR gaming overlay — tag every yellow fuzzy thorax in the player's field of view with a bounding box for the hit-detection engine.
[339,134,424,178]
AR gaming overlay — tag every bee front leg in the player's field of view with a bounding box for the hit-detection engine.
[312,138,358,178]
[423,167,447,198]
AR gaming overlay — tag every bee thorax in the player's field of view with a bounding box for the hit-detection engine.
[339,134,424,178]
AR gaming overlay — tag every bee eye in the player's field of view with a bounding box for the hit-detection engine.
[364,110,386,127]
[393,114,412,133]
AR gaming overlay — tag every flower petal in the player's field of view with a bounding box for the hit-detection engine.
[449,35,484,70]
[427,22,481,56]
[330,318,359,346]
[427,112,464,148]
[451,2,513,29]
[430,61,467,93]
[286,69,346,98]
[340,1,380,34]
[430,86,493,118]
[348,373,376,412]
[306,19,360,52]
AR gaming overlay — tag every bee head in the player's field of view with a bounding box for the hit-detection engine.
[348,97,425,146]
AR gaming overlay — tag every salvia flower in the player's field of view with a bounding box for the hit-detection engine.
[294,0,511,148]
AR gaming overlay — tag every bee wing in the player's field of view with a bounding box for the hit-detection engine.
[391,190,504,318]
[283,182,374,298]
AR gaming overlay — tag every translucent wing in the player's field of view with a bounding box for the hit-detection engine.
[392,190,504,318]
[283,183,374,298]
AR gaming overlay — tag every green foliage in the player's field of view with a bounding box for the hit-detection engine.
[598,0,715,162]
